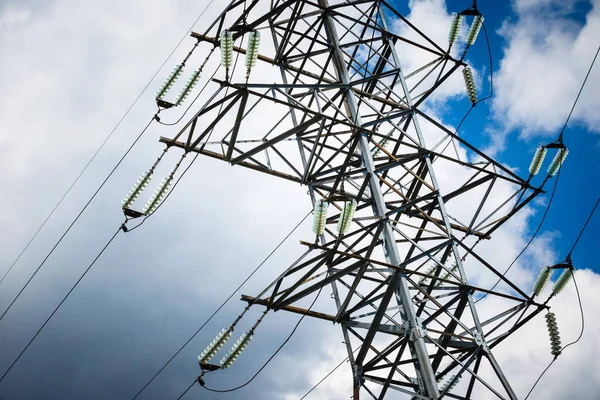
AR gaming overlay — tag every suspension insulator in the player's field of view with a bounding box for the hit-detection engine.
[440,374,460,392]
[528,146,547,176]
[312,199,329,235]
[143,177,173,215]
[547,148,569,177]
[156,65,184,100]
[552,268,573,295]
[198,328,232,364]
[545,312,562,356]
[466,14,484,45]
[220,332,252,369]
[439,263,459,283]
[372,138,389,157]
[532,266,552,296]
[448,14,462,45]
[418,263,438,284]
[245,31,261,71]
[122,172,152,209]
[220,30,234,69]
[337,199,357,235]
[176,70,201,106]
[462,67,478,104]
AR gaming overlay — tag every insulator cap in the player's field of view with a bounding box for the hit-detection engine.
[220,30,234,69]
[466,14,484,46]
[547,148,568,177]
[176,70,201,106]
[157,65,183,100]
[198,328,232,364]
[532,266,552,296]
[122,172,152,208]
[245,31,261,71]
[312,199,329,235]
[448,14,462,44]
[528,146,547,176]
[462,67,478,104]
[220,332,252,369]
[337,199,357,235]
[552,268,573,295]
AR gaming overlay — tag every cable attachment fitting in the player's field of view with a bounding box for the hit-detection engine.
[545,312,562,357]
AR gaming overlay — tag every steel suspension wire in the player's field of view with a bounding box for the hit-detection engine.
[0,117,154,323]
[0,0,217,288]
[524,272,585,400]
[523,358,556,400]
[200,285,325,394]
[0,226,121,383]
[176,378,198,400]
[558,45,599,141]
[298,354,351,400]
[567,197,599,258]
[130,210,312,400]
[476,44,599,303]
[523,196,598,398]
[127,46,237,233]
[434,21,493,160]
[475,164,561,303]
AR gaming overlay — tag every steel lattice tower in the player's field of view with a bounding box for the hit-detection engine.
[138,0,552,398]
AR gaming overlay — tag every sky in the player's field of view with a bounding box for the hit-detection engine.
[0,0,599,399]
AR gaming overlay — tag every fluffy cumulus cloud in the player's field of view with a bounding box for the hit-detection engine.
[0,0,598,400]
[493,0,600,137]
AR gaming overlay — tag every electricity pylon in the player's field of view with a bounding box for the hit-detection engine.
[136,0,557,398]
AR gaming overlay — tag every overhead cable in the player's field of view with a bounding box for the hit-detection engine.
[0,227,121,383]
[130,210,312,399]
[0,0,218,287]
[0,117,154,323]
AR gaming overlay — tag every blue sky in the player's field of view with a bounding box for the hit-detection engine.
[0,0,599,399]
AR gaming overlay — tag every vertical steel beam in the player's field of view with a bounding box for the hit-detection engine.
[318,1,440,397]
[377,6,517,399]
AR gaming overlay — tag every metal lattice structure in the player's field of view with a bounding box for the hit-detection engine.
[138,0,553,398]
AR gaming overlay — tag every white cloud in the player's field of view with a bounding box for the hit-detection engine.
[493,0,600,138]
[0,0,598,399]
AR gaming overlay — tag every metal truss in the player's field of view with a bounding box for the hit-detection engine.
[157,0,547,398]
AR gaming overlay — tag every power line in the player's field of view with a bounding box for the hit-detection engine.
[130,209,312,399]
[0,227,121,383]
[435,21,493,160]
[523,357,556,400]
[299,355,350,400]
[477,44,600,302]
[0,117,154,323]
[476,164,561,302]
[0,0,217,287]
[558,45,600,141]
[523,194,597,399]
[567,197,599,258]
[176,378,198,400]
[524,271,585,400]
[200,284,325,394]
